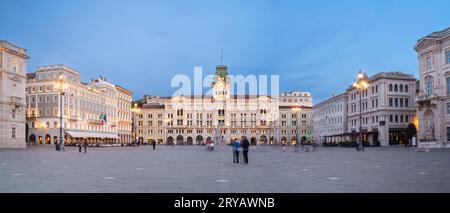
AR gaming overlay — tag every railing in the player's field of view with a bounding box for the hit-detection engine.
[416,93,436,102]
[10,96,23,107]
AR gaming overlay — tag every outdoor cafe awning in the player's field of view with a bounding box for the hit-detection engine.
[65,131,119,139]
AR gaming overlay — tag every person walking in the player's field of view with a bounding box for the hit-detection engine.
[78,142,82,153]
[83,141,88,153]
[232,139,241,164]
[241,136,250,164]
[152,140,156,150]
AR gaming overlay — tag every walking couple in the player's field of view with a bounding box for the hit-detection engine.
[231,136,250,164]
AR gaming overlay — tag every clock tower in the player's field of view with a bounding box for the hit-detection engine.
[212,65,230,101]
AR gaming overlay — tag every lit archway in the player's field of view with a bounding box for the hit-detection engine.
[259,135,267,145]
[281,137,287,145]
[45,134,51,145]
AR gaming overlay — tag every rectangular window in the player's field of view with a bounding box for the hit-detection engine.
[447,127,450,142]
[447,103,450,115]
[447,77,450,94]
[426,56,432,69]
[389,98,393,107]
[11,127,16,139]
[446,50,450,64]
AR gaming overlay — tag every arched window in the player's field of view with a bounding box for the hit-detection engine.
[394,84,398,92]
[426,80,433,95]
[399,84,403,92]
[389,84,393,92]
[405,85,408,92]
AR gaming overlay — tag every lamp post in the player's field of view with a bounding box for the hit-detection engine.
[352,70,369,151]
[267,116,273,146]
[292,106,302,151]
[56,74,65,151]
[163,118,171,145]
[131,103,141,146]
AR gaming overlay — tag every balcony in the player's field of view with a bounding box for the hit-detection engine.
[415,93,437,103]
[10,96,23,107]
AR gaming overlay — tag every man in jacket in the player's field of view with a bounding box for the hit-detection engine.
[232,139,241,164]
[241,136,250,164]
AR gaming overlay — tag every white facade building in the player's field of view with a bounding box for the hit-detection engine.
[415,27,450,148]
[25,65,132,146]
[0,40,28,148]
[313,93,348,144]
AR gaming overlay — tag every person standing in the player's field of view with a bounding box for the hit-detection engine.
[232,139,241,164]
[83,141,88,153]
[78,142,82,153]
[241,136,250,164]
[152,140,156,150]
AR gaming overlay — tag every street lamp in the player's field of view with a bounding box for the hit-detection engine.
[55,74,65,151]
[131,103,141,146]
[267,116,273,145]
[163,117,171,145]
[292,106,302,150]
[352,70,369,151]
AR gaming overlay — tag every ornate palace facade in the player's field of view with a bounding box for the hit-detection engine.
[25,65,133,145]
[134,65,313,145]
[0,40,28,148]
[415,27,450,148]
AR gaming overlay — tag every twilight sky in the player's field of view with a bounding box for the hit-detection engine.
[1,0,449,103]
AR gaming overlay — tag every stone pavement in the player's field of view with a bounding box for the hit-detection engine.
[1,145,449,192]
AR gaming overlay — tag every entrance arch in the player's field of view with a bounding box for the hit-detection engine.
[259,135,267,145]
[29,134,36,145]
[166,136,174,145]
[281,137,287,145]
[291,137,297,145]
[301,136,307,144]
[196,135,203,145]
[250,137,257,145]
[176,135,184,145]
[45,134,51,145]
[187,136,193,145]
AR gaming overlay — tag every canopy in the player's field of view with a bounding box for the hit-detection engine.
[65,131,119,139]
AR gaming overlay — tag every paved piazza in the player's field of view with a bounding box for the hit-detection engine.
[1,145,450,193]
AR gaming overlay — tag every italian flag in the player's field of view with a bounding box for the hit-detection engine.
[99,113,107,125]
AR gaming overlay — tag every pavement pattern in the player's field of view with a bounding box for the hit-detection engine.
[1,145,449,192]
